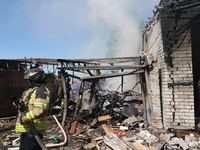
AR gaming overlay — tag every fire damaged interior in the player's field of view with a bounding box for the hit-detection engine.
[1,0,200,149]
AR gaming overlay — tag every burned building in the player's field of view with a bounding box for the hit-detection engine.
[2,1,200,149]
[139,0,200,130]
[2,0,200,131]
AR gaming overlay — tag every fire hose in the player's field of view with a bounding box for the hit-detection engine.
[12,97,67,149]
[28,115,68,149]
[27,121,48,150]
[8,115,67,150]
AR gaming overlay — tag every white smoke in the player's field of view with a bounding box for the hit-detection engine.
[85,0,140,92]
[83,0,159,92]
[86,0,140,57]
[11,0,159,58]
[11,0,160,92]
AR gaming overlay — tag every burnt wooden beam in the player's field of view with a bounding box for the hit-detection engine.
[8,59,60,65]
[57,59,91,64]
[85,58,140,64]
[60,64,68,127]
[86,70,93,76]
[58,56,139,62]
[80,70,144,81]
[84,63,94,76]
[172,2,200,12]
[58,57,140,65]
[59,65,146,71]
[65,73,81,80]
[6,57,141,67]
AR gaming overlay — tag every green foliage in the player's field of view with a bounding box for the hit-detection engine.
[105,29,118,58]
[105,13,146,58]
[138,17,146,36]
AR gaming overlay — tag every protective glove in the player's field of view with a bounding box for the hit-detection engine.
[19,114,25,124]
[19,113,30,124]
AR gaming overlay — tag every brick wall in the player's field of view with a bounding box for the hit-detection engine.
[0,70,55,118]
[140,0,200,129]
[141,13,164,129]
[159,4,199,129]
[0,70,27,117]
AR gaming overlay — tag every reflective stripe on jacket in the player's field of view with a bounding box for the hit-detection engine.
[15,85,50,135]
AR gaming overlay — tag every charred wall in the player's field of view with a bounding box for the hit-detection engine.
[0,70,27,117]
[191,21,200,126]
[141,13,164,129]
[140,0,200,129]
[0,61,56,118]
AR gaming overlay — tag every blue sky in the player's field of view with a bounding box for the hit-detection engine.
[0,0,160,60]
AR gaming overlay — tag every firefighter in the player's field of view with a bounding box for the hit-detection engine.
[15,68,51,150]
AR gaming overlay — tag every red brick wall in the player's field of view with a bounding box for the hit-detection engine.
[0,70,27,117]
[0,70,55,117]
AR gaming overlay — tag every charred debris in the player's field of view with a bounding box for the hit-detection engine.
[2,0,200,148]
[0,56,199,150]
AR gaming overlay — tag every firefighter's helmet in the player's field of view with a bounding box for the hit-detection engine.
[24,68,46,84]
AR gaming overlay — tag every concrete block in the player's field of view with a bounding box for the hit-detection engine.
[2,141,12,146]
[165,133,175,141]
[137,130,149,138]
[166,139,179,146]
[188,95,194,99]
[167,145,179,150]
[188,142,198,147]
[184,112,194,116]
[176,138,189,150]
[183,71,192,74]
[183,92,193,95]
[134,140,144,143]
[123,115,138,125]
[184,135,191,144]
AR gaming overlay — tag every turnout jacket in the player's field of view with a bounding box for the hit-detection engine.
[15,85,51,135]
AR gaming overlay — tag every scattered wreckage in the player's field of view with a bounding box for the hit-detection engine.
[0,87,200,150]
[1,53,200,149]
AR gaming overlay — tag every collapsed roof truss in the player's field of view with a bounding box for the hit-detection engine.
[5,57,146,80]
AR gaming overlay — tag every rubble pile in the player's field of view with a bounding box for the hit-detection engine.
[0,90,200,150]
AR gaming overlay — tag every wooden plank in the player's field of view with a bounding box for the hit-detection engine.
[101,125,113,150]
[149,146,159,150]
[69,121,77,135]
[98,115,112,121]
[83,131,89,144]
[81,70,143,80]
[102,125,114,135]
[172,2,200,12]
[135,142,149,150]
[61,69,67,127]
[58,56,140,63]
[92,139,101,150]
[0,116,16,120]
[63,65,146,70]
[6,56,141,66]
